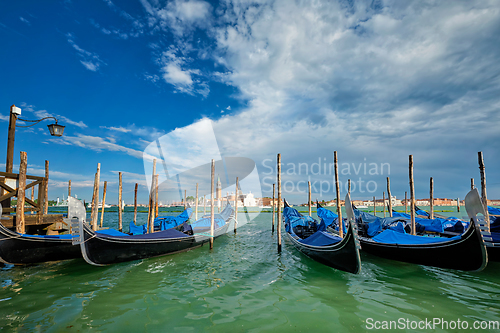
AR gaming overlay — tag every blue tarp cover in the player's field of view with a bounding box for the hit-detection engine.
[372,229,461,245]
[155,207,193,231]
[129,222,147,235]
[359,210,468,235]
[283,205,326,234]
[316,206,338,226]
[96,229,129,237]
[488,206,500,215]
[316,206,345,233]
[299,231,342,246]
[130,207,193,235]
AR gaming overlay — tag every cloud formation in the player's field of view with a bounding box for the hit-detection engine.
[66,33,106,71]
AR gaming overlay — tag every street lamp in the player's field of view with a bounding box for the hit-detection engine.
[5,105,64,172]
[2,105,65,212]
[5,104,64,173]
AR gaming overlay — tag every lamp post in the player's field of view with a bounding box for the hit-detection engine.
[2,104,65,211]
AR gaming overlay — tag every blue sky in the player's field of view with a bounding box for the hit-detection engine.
[1,0,499,205]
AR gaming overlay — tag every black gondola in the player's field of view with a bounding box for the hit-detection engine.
[353,189,487,272]
[0,196,86,265]
[0,223,80,264]
[75,203,235,266]
[283,196,361,274]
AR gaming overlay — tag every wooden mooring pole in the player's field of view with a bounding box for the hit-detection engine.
[272,183,275,233]
[68,180,71,197]
[429,177,434,219]
[16,151,27,234]
[234,177,238,233]
[308,181,312,217]
[118,172,123,231]
[404,191,407,214]
[155,174,159,218]
[100,181,107,228]
[44,160,49,214]
[210,159,215,250]
[409,155,416,235]
[383,191,386,217]
[471,178,475,191]
[277,153,282,253]
[195,183,199,220]
[386,177,392,217]
[373,196,376,215]
[133,183,138,224]
[90,164,100,230]
[184,189,187,210]
[148,159,156,234]
[203,195,206,215]
[457,197,460,213]
[478,152,490,232]
[334,151,343,238]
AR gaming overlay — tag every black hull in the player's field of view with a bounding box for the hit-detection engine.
[286,222,361,274]
[0,223,80,265]
[359,219,487,271]
[80,223,230,266]
[486,243,500,262]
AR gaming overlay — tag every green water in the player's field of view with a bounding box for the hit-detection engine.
[1,210,499,332]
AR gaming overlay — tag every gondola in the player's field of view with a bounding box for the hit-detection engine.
[351,189,487,271]
[283,195,361,274]
[0,196,86,265]
[74,202,235,266]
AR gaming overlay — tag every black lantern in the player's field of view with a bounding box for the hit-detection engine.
[47,122,65,137]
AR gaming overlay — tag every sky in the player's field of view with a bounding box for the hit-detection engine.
[0,0,499,205]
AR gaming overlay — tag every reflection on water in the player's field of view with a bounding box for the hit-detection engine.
[1,212,499,332]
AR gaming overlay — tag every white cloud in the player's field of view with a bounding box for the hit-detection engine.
[66,33,106,72]
[19,17,30,25]
[18,102,87,128]
[99,126,132,133]
[159,47,209,96]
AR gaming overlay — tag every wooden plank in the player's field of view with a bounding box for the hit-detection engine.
[0,171,45,181]
[16,151,27,233]
[1,214,64,228]
[0,181,16,193]
[0,191,17,203]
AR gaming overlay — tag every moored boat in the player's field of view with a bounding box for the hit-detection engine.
[283,195,361,274]
[352,189,487,271]
[74,203,235,266]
